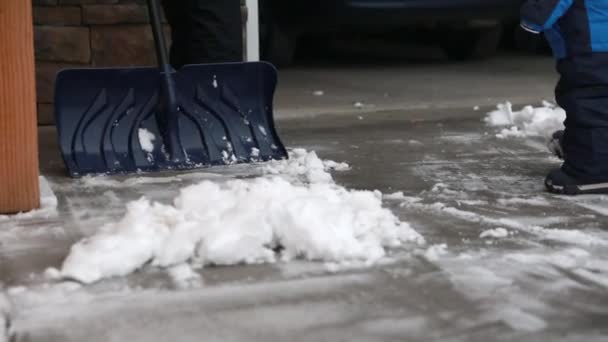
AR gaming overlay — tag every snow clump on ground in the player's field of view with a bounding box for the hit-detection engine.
[60,149,424,284]
[485,101,566,139]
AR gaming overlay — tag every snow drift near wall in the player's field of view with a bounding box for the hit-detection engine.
[61,150,424,284]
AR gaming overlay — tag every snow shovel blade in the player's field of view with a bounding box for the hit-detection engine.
[54,62,287,177]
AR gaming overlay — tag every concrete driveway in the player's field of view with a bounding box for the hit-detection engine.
[3,53,607,342]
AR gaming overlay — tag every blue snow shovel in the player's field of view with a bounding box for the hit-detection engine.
[54,0,287,177]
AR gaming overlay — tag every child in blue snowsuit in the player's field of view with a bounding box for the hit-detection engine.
[521,0,608,194]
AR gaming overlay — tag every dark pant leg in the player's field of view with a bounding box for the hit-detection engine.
[161,0,189,68]
[185,0,244,64]
[162,0,243,67]
[556,56,608,182]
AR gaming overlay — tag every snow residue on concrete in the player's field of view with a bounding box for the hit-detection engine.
[503,247,608,289]
[263,148,350,184]
[384,192,406,200]
[138,128,156,153]
[423,244,448,262]
[44,267,62,281]
[565,196,608,217]
[496,196,550,207]
[480,228,509,239]
[60,150,423,284]
[485,101,565,139]
[400,199,608,247]
[78,173,227,189]
[322,160,351,172]
[0,291,10,342]
[168,263,202,289]
[0,177,57,221]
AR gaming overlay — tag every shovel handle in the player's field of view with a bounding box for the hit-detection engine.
[146,0,183,161]
[147,0,171,73]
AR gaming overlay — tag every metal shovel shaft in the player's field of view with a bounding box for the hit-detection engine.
[147,0,184,162]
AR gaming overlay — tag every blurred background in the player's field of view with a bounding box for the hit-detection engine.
[32,0,550,125]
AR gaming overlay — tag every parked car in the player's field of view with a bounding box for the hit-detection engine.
[260,0,521,66]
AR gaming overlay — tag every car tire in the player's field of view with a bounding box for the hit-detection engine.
[440,25,503,61]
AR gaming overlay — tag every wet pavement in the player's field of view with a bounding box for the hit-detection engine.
[1,105,607,342]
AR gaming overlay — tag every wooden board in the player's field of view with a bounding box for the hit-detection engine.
[0,0,40,214]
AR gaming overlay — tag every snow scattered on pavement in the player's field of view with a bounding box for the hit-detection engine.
[263,148,350,184]
[43,267,62,281]
[399,197,608,247]
[321,160,351,172]
[496,196,551,207]
[485,101,565,139]
[423,244,448,262]
[564,195,608,217]
[480,228,510,239]
[80,173,223,188]
[384,192,406,200]
[491,307,548,332]
[60,149,424,284]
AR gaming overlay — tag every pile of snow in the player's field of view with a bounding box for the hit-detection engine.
[485,101,566,139]
[60,150,423,284]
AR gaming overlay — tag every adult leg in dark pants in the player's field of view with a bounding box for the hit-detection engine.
[161,0,243,68]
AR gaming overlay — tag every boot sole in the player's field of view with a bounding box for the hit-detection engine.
[546,181,608,195]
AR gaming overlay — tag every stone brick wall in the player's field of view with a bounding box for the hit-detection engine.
[33,0,164,125]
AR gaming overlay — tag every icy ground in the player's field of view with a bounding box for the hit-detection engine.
[1,103,608,341]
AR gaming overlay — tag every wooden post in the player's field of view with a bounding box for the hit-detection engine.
[0,0,40,214]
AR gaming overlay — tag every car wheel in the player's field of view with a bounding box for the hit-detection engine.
[440,25,503,61]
